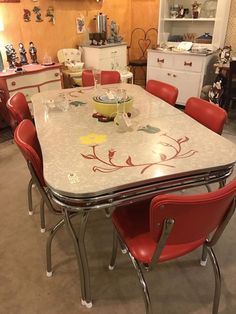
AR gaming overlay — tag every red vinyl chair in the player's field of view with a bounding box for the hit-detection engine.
[7,92,35,218]
[14,119,48,232]
[146,79,178,106]
[109,180,236,314]
[82,70,121,87]
[6,92,32,131]
[82,70,95,87]
[101,70,121,85]
[14,120,88,304]
[184,97,227,135]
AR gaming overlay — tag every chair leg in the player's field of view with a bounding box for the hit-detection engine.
[46,217,65,277]
[40,198,46,233]
[128,252,153,314]
[207,247,221,314]
[200,243,208,266]
[28,178,33,215]
[206,184,212,193]
[64,209,92,308]
[109,228,118,270]
[219,180,226,188]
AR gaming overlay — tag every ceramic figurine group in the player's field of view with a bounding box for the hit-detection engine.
[5,42,38,69]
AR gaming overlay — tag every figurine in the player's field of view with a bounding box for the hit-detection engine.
[5,44,18,68]
[32,6,43,22]
[208,74,227,105]
[45,6,55,24]
[29,42,38,64]
[218,46,231,64]
[192,1,201,18]
[19,43,28,65]
[23,9,31,22]
[178,6,185,18]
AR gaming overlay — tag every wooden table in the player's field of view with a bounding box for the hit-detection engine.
[31,83,236,308]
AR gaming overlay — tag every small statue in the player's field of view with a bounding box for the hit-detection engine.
[19,43,28,65]
[23,9,31,22]
[5,44,18,68]
[32,6,43,22]
[29,41,38,64]
[218,46,231,64]
[192,1,201,18]
[208,74,227,105]
[45,6,55,24]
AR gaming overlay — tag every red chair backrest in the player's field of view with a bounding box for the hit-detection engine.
[101,70,121,85]
[82,70,95,87]
[146,79,178,106]
[185,97,227,135]
[150,178,236,244]
[14,119,44,187]
[6,92,32,130]
[82,70,121,87]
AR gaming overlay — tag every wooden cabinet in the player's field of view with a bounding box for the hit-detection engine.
[0,64,62,126]
[147,0,231,105]
[158,0,231,49]
[82,44,127,70]
[147,50,216,105]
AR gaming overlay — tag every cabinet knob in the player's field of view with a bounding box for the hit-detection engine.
[54,73,59,77]
[11,81,16,86]
[157,58,164,63]
[184,61,192,67]
[173,74,177,78]
[167,73,171,76]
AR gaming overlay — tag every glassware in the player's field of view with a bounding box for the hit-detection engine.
[93,68,101,89]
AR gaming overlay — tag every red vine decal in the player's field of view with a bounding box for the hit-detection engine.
[81,133,198,174]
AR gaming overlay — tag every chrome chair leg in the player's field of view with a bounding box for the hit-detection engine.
[78,211,92,308]
[206,184,212,192]
[207,247,221,314]
[28,178,33,215]
[109,228,118,270]
[40,198,46,233]
[200,243,208,266]
[46,218,65,277]
[64,209,92,308]
[128,252,153,314]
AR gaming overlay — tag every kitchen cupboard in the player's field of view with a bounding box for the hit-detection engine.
[147,50,216,105]
[82,43,127,70]
[147,0,231,105]
[158,0,231,49]
[0,64,62,126]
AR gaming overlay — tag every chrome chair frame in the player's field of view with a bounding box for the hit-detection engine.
[109,199,236,314]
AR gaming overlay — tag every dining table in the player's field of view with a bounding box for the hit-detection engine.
[31,82,236,308]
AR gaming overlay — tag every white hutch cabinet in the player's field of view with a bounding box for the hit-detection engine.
[82,43,127,70]
[147,0,231,105]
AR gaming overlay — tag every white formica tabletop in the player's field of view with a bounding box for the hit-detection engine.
[32,83,236,201]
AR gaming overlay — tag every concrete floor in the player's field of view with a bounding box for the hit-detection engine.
[1,112,236,314]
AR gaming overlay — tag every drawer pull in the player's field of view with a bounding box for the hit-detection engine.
[184,61,192,67]
[167,73,171,76]
[54,73,59,77]
[173,74,177,78]
[11,81,16,86]
[157,58,164,63]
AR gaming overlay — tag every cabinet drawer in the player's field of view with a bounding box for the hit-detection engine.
[98,46,127,60]
[6,69,61,91]
[147,52,173,68]
[9,87,39,103]
[174,55,204,73]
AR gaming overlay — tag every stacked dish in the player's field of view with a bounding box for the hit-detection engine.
[93,94,133,117]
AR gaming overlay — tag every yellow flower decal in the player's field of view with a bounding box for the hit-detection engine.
[80,133,107,145]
